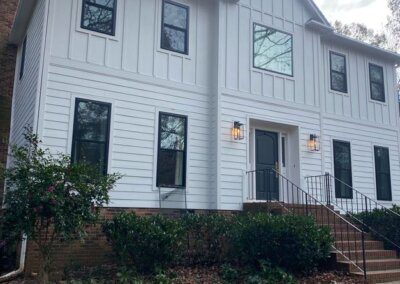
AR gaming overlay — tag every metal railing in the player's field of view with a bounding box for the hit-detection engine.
[306,173,400,252]
[246,169,367,279]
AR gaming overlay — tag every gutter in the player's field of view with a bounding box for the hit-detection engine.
[0,235,27,283]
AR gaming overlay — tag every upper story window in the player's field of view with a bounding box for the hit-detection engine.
[161,0,189,55]
[253,23,293,76]
[157,112,187,188]
[71,98,111,175]
[330,51,347,93]
[81,0,117,36]
[19,36,27,80]
[369,63,385,102]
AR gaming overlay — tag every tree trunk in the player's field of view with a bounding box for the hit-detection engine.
[39,249,52,284]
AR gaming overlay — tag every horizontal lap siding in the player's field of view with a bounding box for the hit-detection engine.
[41,65,215,209]
[323,118,400,204]
[220,92,322,210]
[9,0,45,147]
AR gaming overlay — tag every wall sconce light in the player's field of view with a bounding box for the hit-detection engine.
[232,121,244,140]
[307,134,320,152]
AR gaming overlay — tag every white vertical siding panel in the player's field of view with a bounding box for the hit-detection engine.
[225,4,239,90]
[121,0,140,72]
[10,0,46,147]
[138,0,155,76]
[50,0,71,58]
[87,35,106,65]
[238,6,251,93]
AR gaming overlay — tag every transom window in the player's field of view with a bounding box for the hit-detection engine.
[253,23,293,76]
[330,51,347,93]
[374,146,392,201]
[333,140,353,199]
[369,63,385,102]
[161,0,189,55]
[157,113,187,188]
[81,0,117,36]
[71,99,111,175]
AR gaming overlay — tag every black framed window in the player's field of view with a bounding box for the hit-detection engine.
[161,0,189,55]
[374,146,392,201]
[81,0,117,36]
[330,51,347,93]
[19,36,27,80]
[369,63,385,102]
[71,99,111,175]
[253,23,293,76]
[333,140,353,199]
[157,113,187,188]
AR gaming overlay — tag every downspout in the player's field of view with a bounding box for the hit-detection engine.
[0,235,27,283]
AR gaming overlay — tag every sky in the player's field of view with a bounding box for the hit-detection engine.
[314,0,390,32]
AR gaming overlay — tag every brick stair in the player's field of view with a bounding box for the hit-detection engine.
[314,210,400,284]
[244,202,400,283]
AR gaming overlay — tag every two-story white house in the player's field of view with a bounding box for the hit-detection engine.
[7,0,400,212]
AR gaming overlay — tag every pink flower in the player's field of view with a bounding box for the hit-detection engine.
[47,185,55,193]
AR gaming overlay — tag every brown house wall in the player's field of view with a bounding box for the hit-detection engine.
[0,0,18,201]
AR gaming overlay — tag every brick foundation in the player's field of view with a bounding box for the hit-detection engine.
[23,208,236,276]
[0,0,18,201]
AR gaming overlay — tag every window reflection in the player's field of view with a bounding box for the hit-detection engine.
[81,0,116,35]
[161,1,189,54]
[253,24,293,76]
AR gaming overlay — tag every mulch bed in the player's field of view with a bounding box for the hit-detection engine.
[3,266,364,283]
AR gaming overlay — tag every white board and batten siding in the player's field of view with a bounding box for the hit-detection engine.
[9,0,47,150]
[39,0,219,209]
[10,0,400,210]
[320,42,400,206]
[218,0,325,209]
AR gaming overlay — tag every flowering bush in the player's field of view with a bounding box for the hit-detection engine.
[0,129,120,284]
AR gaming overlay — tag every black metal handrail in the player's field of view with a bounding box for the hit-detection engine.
[306,173,400,252]
[247,169,367,279]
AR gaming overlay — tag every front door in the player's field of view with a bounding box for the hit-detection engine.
[255,130,279,200]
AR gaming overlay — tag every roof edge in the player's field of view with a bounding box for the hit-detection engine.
[305,0,332,28]
[9,0,37,45]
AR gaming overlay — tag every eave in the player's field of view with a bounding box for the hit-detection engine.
[9,0,37,45]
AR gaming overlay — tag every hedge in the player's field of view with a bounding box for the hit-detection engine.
[355,205,400,250]
[102,212,333,275]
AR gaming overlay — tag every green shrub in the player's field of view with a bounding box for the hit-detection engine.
[181,213,232,264]
[244,260,296,284]
[355,206,400,250]
[102,213,185,273]
[230,213,332,274]
[219,263,240,283]
[103,212,332,276]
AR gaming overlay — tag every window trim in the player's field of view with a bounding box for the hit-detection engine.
[80,0,117,36]
[369,63,385,103]
[329,51,348,94]
[19,36,27,80]
[160,0,190,55]
[374,146,392,201]
[333,139,353,199]
[252,22,294,77]
[156,112,188,188]
[71,98,112,175]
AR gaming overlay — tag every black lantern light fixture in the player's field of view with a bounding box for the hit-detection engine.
[307,134,320,152]
[232,121,244,140]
